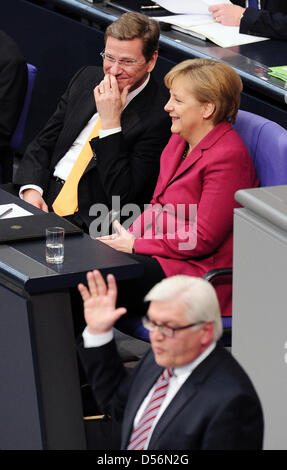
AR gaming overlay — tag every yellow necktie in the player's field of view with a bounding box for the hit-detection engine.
[52,118,102,216]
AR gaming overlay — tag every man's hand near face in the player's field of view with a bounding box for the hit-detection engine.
[94,74,130,130]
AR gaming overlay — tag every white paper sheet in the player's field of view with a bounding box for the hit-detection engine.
[191,22,269,47]
[154,0,231,15]
[0,203,33,219]
[155,14,213,27]
[154,8,269,47]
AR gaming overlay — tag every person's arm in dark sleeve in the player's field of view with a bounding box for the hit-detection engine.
[78,336,129,420]
[92,111,170,209]
[240,8,287,40]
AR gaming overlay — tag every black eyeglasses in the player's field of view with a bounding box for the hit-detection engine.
[100,50,145,67]
[142,315,204,338]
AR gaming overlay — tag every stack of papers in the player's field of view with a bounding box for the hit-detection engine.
[154,0,269,47]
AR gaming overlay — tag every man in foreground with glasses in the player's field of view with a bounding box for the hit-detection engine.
[78,269,264,450]
[14,12,171,231]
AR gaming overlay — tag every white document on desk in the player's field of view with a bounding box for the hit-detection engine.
[154,0,231,15]
[190,22,269,47]
[155,11,269,47]
[157,14,213,40]
[0,203,33,219]
[158,14,213,27]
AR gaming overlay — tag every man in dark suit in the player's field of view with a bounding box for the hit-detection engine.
[14,12,171,231]
[209,1,287,40]
[0,31,27,183]
[77,270,264,450]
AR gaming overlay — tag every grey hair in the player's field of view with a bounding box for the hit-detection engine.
[144,275,223,341]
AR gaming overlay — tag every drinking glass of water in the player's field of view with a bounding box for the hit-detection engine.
[46,227,65,264]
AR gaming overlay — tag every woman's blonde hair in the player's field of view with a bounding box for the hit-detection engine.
[164,58,242,124]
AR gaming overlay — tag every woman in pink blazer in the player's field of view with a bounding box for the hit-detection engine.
[99,59,259,317]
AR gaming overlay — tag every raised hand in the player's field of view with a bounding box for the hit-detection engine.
[78,269,127,335]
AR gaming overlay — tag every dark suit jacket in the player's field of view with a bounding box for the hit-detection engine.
[233,0,287,39]
[78,339,264,450]
[14,66,171,227]
[0,30,27,182]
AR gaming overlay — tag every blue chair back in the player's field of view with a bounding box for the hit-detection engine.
[234,110,287,186]
[10,63,37,151]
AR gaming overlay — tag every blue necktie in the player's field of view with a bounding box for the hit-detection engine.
[249,0,258,7]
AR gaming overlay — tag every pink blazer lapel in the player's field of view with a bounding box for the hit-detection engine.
[153,137,193,198]
[168,146,202,186]
[154,142,203,197]
[153,122,233,197]
[158,139,185,191]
